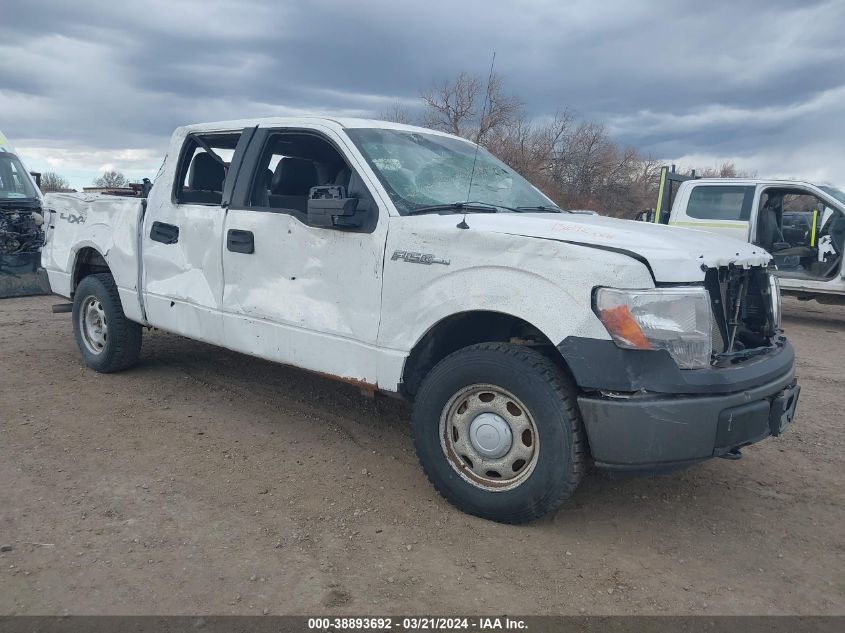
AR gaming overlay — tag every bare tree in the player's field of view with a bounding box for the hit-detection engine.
[414,70,768,218]
[420,71,521,141]
[379,102,414,125]
[487,110,573,197]
[688,161,756,179]
[93,170,128,188]
[39,171,70,193]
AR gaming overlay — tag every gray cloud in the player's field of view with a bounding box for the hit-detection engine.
[2,0,843,188]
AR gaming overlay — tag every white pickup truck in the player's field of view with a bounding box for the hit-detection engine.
[649,177,845,304]
[42,118,799,523]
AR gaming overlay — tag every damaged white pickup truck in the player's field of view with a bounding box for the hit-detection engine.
[42,118,800,523]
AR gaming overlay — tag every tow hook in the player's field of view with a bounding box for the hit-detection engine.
[719,448,743,460]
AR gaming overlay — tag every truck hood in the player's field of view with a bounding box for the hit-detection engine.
[467,212,771,283]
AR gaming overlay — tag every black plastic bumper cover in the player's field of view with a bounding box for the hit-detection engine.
[559,338,799,471]
[558,336,795,395]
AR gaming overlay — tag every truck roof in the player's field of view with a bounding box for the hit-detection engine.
[179,117,458,138]
[685,177,824,188]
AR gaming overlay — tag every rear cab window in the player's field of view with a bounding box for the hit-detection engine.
[173,131,241,205]
[686,185,755,221]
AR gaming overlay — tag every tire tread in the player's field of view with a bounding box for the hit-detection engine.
[73,273,142,373]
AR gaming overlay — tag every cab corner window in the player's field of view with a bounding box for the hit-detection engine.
[686,185,754,221]
[174,132,240,205]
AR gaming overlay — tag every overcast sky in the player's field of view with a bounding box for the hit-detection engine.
[2,0,843,191]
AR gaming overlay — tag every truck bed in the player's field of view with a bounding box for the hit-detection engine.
[42,192,146,321]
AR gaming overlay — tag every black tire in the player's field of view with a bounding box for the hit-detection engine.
[72,273,142,373]
[412,342,586,523]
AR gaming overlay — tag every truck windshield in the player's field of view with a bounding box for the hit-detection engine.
[346,128,558,215]
[0,152,38,201]
[819,185,845,205]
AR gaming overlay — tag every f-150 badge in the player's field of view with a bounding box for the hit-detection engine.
[391,250,450,266]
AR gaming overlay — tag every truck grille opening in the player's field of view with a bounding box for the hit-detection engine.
[705,266,778,361]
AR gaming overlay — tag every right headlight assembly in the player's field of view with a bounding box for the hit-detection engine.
[594,287,713,369]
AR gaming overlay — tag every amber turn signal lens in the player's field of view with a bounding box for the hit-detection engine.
[599,305,652,350]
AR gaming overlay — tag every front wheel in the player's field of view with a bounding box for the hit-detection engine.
[72,273,142,373]
[412,342,586,524]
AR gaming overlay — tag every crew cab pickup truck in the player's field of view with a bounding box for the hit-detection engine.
[644,176,845,305]
[42,118,799,523]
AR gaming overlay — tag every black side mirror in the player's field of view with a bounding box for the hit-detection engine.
[307,185,365,229]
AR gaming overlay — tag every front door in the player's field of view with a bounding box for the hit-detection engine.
[219,126,388,385]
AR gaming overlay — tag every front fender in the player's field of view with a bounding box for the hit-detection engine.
[379,218,655,363]
[380,264,612,354]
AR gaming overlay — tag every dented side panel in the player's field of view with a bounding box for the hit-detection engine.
[378,215,654,363]
[220,207,389,385]
[42,192,146,322]
[219,125,392,386]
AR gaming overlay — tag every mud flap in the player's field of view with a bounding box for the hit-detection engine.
[0,253,51,298]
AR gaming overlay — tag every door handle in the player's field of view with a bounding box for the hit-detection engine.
[227,229,254,254]
[150,221,179,244]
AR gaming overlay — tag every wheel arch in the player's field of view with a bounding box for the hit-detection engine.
[400,309,576,399]
[71,246,111,296]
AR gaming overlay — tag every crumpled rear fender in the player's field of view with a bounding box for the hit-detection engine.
[42,193,144,321]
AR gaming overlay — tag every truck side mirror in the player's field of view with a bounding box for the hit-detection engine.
[306,185,366,229]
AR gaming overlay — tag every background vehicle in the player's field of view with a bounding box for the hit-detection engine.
[42,118,797,523]
[638,167,845,304]
[0,129,48,297]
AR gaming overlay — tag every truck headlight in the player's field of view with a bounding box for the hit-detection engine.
[594,287,713,369]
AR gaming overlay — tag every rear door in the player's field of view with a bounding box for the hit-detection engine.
[219,125,388,385]
[669,183,755,242]
[141,128,252,343]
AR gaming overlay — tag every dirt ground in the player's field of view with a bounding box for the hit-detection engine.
[0,294,842,616]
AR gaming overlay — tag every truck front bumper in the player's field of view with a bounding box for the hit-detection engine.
[558,338,799,472]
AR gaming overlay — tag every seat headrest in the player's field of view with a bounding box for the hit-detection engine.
[188,152,226,192]
[271,157,318,196]
[334,167,352,189]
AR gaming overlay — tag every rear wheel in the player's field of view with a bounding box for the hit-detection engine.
[72,273,142,373]
[411,342,586,523]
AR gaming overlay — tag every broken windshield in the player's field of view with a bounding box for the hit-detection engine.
[820,185,845,206]
[0,152,38,201]
[346,128,557,215]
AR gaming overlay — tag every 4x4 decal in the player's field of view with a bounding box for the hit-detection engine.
[60,212,85,225]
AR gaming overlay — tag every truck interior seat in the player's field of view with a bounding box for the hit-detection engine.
[334,167,351,190]
[185,152,226,204]
[759,198,814,260]
[268,157,318,212]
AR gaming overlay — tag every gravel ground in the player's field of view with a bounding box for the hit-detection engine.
[0,294,842,615]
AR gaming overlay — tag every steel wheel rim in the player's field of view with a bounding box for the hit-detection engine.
[439,384,539,492]
[79,295,108,355]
